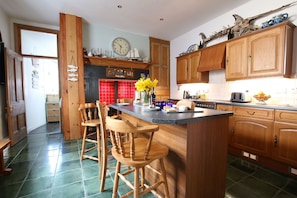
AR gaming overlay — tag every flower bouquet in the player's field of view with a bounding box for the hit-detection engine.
[135,77,158,105]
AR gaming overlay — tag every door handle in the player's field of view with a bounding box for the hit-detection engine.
[5,105,14,112]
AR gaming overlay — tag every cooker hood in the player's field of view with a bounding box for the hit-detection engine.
[197,42,226,72]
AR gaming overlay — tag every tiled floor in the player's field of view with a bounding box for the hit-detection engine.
[1,123,297,198]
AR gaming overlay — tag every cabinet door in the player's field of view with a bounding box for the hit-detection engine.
[232,116,273,157]
[248,26,285,77]
[150,38,170,99]
[273,122,297,167]
[176,55,189,84]
[225,38,248,80]
[216,104,233,145]
[189,51,201,82]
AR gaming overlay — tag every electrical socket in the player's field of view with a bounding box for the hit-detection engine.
[275,88,287,94]
[291,88,297,94]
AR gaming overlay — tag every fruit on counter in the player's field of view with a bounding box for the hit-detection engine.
[253,91,271,101]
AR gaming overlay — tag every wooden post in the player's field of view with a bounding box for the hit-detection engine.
[59,13,85,140]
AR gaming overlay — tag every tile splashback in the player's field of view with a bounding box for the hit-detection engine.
[179,70,297,106]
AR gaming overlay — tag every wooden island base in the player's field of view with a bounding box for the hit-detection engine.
[122,113,229,198]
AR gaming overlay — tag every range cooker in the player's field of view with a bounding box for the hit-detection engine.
[193,100,217,109]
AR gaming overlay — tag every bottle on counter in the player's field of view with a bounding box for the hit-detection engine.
[150,87,156,107]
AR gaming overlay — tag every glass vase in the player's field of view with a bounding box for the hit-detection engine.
[140,91,150,105]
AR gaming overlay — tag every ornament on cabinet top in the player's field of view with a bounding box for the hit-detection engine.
[198,1,296,48]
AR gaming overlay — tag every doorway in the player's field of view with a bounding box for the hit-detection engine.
[14,24,60,133]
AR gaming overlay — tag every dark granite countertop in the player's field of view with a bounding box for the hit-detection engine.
[109,103,233,125]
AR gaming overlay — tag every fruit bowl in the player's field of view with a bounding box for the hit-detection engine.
[253,91,271,104]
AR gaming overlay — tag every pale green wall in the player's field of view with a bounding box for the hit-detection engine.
[0,7,10,48]
[82,22,150,60]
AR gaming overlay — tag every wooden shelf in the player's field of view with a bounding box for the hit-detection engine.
[84,56,150,70]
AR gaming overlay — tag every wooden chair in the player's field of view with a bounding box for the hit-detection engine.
[116,98,134,103]
[78,103,101,163]
[96,101,111,192]
[116,98,134,116]
[106,116,170,198]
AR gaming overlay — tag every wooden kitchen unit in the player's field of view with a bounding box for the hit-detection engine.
[45,103,60,123]
[225,21,295,80]
[176,50,209,84]
[217,103,297,178]
[110,104,233,198]
[149,37,170,100]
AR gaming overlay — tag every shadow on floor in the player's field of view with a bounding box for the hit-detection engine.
[29,122,61,135]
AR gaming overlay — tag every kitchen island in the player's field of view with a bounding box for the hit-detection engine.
[109,104,233,198]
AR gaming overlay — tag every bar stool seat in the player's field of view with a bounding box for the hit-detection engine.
[106,116,170,198]
[78,103,101,162]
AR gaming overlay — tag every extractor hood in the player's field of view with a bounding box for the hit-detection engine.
[197,42,226,72]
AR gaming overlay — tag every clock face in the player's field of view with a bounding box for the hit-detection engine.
[112,37,131,56]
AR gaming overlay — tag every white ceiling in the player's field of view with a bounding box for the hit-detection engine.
[0,0,250,40]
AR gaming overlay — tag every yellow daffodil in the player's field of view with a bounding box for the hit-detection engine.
[135,77,158,93]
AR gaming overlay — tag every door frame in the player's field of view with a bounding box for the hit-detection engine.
[14,23,60,133]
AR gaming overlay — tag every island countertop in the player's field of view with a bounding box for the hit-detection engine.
[109,103,233,124]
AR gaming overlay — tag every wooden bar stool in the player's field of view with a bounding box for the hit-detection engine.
[106,116,170,198]
[96,101,110,192]
[78,103,101,163]
[97,101,123,192]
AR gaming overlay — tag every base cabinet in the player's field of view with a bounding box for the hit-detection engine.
[46,103,60,122]
[273,110,297,168]
[217,104,297,177]
[232,116,273,157]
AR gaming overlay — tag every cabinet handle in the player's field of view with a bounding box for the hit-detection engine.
[246,111,255,115]
[274,135,278,147]
[231,128,235,135]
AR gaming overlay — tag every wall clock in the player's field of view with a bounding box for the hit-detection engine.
[112,37,131,56]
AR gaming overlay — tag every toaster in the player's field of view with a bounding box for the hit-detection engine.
[230,92,251,103]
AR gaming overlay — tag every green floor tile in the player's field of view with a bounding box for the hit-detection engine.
[53,168,83,187]
[51,181,85,198]
[18,176,54,197]
[0,182,22,198]
[56,159,81,173]
[2,124,297,198]
[82,164,99,180]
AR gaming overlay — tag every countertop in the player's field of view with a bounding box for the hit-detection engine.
[169,98,297,111]
[109,103,233,125]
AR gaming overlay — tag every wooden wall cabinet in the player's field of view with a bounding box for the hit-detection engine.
[176,51,209,84]
[226,22,295,80]
[150,37,170,100]
[273,110,297,167]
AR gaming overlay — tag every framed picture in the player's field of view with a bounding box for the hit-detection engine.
[106,68,134,78]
